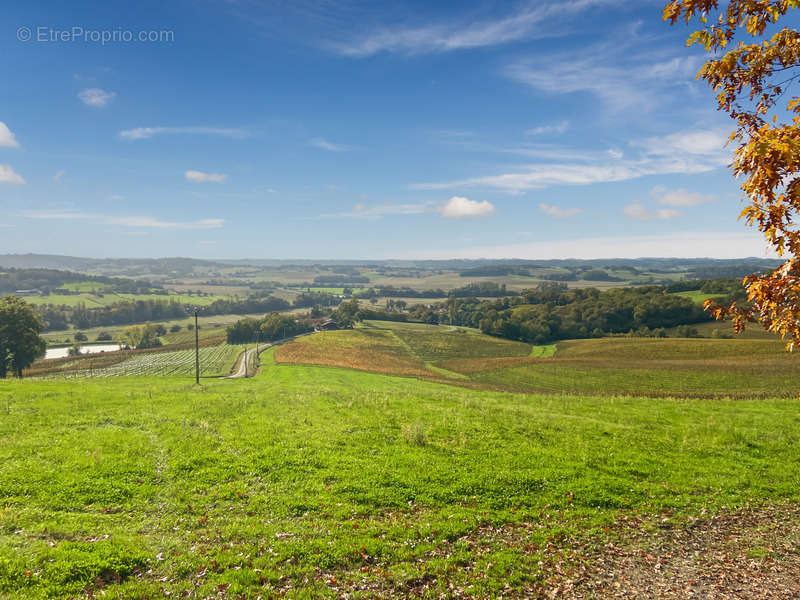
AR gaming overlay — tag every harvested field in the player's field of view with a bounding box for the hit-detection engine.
[275,329,430,377]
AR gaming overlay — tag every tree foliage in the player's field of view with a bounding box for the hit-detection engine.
[664,0,800,347]
[0,295,46,378]
[119,323,163,349]
[226,313,313,344]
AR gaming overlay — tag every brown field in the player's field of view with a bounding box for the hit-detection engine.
[275,329,431,377]
[274,322,800,398]
[437,355,549,374]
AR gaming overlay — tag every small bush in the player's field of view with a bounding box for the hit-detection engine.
[402,422,428,447]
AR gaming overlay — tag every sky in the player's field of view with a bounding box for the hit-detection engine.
[0,0,783,260]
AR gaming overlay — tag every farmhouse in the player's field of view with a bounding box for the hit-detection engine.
[315,319,341,331]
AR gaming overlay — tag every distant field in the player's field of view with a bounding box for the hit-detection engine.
[668,319,782,340]
[23,291,227,307]
[41,313,266,345]
[277,321,800,398]
[673,290,726,304]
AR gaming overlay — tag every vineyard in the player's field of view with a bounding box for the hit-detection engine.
[30,342,244,379]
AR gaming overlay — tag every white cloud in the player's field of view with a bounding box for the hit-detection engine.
[310,137,350,152]
[119,126,249,140]
[185,170,228,183]
[652,186,714,207]
[78,88,116,108]
[538,203,581,218]
[0,122,20,148]
[411,128,731,193]
[20,209,224,229]
[0,164,24,184]
[440,196,495,219]
[332,0,608,57]
[404,231,779,260]
[623,202,680,221]
[607,149,624,159]
[526,121,570,136]
[53,169,66,182]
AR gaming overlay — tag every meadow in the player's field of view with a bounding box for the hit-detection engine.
[3,323,800,598]
[2,356,800,598]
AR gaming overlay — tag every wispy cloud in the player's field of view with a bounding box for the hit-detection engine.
[310,137,351,152]
[411,128,730,193]
[319,202,433,220]
[318,196,495,220]
[623,202,680,221]
[0,164,24,184]
[331,0,608,57]
[651,185,715,207]
[20,209,224,229]
[632,128,730,158]
[0,122,20,148]
[526,121,570,136]
[539,203,581,218]
[119,126,249,140]
[78,88,116,108]
[504,41,701,111]
[440,196,495,219]
[53,169,67,182]
[185,170,228,183]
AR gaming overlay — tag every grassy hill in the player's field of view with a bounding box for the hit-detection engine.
[276,322,799,398]
[3,325,800,598]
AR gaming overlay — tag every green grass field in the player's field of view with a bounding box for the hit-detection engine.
[672,290,726,304]
[4,322,800,597]
[23,291,228,308]
[2,361,800,599]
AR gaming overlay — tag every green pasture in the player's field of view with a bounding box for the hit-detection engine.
[1,361,799,598]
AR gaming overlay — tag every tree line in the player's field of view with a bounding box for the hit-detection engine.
[36,295,294,331]
[360,285,718,345]
[226,313,314,344]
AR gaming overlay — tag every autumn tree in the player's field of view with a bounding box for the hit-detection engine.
[0,295,46,378]
[664,0,800,347]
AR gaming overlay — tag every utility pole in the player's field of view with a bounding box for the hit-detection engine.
[194,309,200,384]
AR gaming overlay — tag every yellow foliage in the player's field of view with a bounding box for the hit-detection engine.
[665,0,800,349]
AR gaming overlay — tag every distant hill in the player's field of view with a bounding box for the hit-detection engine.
[0,254,222,276]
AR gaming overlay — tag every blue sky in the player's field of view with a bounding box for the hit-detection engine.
[0,0,778,259]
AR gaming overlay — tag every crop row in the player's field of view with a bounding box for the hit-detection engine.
[43,343,244,378]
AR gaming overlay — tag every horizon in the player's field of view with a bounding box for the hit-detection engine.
[0,251,783,264]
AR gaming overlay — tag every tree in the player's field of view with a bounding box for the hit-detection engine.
[0,296,46,378]
[332,297,360,327]
[664,1,800,348]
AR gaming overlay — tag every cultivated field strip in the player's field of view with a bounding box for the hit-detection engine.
[42,343,244,378]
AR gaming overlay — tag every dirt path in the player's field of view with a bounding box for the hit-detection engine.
[226,332,315,379]
[226,345,267,378]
